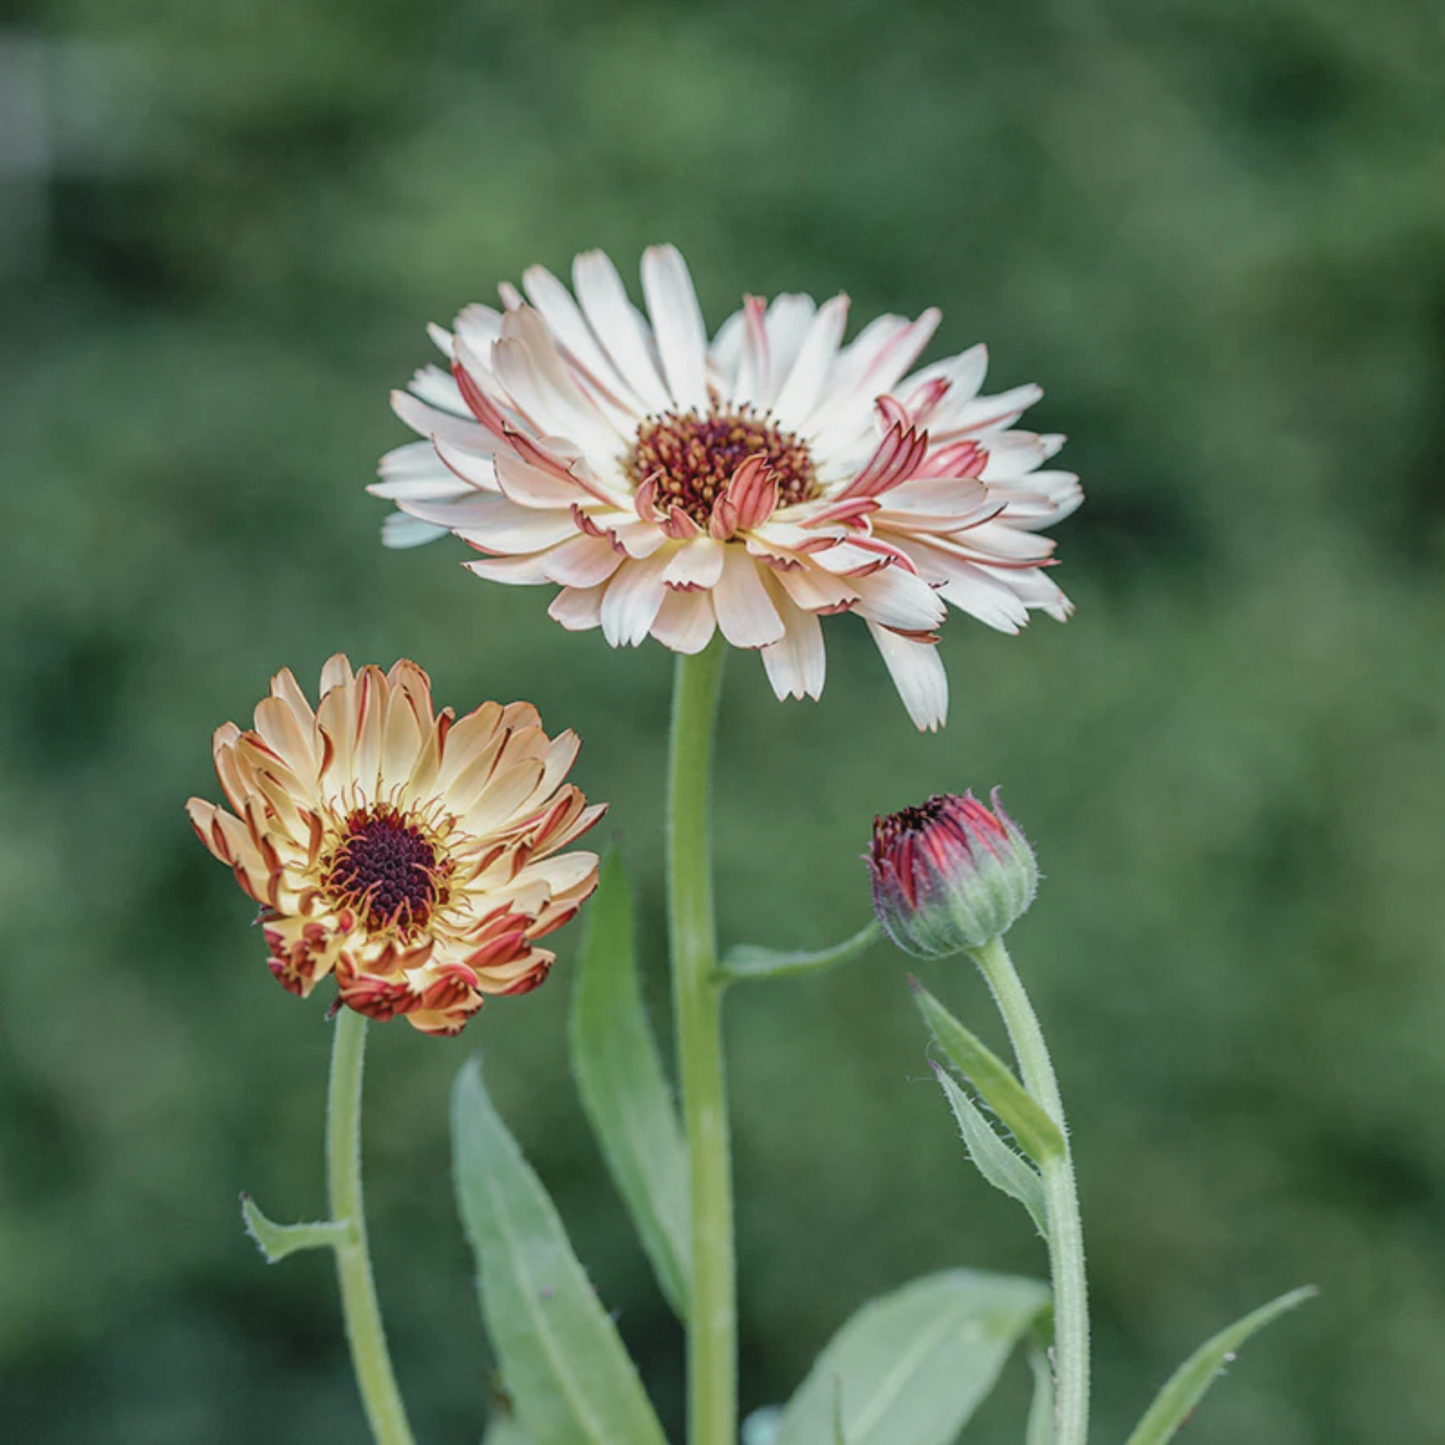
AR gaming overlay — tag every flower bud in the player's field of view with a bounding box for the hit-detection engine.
[866,790,1038,957]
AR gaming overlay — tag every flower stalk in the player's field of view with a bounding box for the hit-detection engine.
[666,636,735,1445]
[326,1007,417,1445]
[969,935,1089,1445]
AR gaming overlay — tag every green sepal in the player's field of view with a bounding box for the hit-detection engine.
[1123,1286,1318,1445]
[716,921,881,984]
[931,1063,1048,1238]
[912,983,1065,1163]
[770,1269,1050,1445]
[569,849,691,1320]
[451,1057,670,1445]
[238,1193,350,1262]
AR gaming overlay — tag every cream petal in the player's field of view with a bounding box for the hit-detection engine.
[641,244,709,411]
[492,451,590,509]
[600,553,671,648]
[464,554,554,584]
[463,758,547,835]
[713,547,785,648]
[538,532,625,587]
[866,621,948,732]
[660,535,726,589]
[650,586,718,654]
[759,581,826,701]
[548,583,606,632]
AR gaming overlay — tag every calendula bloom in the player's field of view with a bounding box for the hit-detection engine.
[187,657,604,1036]
[868,790,1038,957]
[374,245,1081,731]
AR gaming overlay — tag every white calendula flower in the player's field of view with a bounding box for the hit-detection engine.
[374,246,1081,730]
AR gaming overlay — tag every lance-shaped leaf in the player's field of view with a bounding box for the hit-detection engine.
[770,1269,1050,1445]
[1025,1345,1053,1445]
[569,851,691,1319]
[482,1409,535,1445]
[452,1058,669,1445]
[931,1063,1048,1238]
[717,921,882,984]
[912,983,1065,1164]
[1124,1286,1318,1445]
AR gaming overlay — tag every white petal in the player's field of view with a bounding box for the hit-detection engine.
[492,310,626,461]
[408,364,470,416]
[713,547,785,648]
[650,587,718,654]
[761,294,818,404]
[521,263,644,412]
[572,249,671,413]
[773,295,850,431]
[850,565,947,632]
[867,622,948,732]
[493,451,590,509]
[977,430,1059,481]
[641,245,709,411]
[391,390,492,449]
[382,514,449,548]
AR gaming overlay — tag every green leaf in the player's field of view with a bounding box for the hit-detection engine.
[717,921,882,983]
[1025,1346,1053,1445]
[771,1269,1050,1445]
[912,983,1065,1164]
[1124,1286,1318,1445]
[931,1064,1048,1238]
[569,850,691,1320]
[482,1409,535,1445]
[238,1193,349,1262]
[451,1057,670,1445]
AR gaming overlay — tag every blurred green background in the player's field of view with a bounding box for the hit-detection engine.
[3,0,1443,1439]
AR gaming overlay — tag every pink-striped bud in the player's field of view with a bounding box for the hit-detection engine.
[867,790,1038,957]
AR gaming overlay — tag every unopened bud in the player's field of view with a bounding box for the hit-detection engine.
[866,789,1038,957]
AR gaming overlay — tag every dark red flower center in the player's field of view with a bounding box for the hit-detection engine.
[626,406,819,528]
[326,807,451,932]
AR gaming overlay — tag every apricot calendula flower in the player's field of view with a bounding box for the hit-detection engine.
[374,244,1081,731]
[868,790,1038,957]
[187,656,604,1036]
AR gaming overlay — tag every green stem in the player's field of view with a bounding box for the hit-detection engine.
[970,936,1089,1445]
[667,636,734,1445]
[326,1007,417,1445]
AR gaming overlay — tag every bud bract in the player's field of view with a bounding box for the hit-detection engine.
[867,790,1038,957]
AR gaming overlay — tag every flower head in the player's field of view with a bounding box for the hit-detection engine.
[867,790,1038,956]
[187,656,604,1035]
[374,245,1081,731]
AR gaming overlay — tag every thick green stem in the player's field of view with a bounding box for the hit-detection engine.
[970,936,1089,1445]
[326,1007,417,1445]
[667,637,734,1445]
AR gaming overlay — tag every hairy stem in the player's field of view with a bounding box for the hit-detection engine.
[667,637,734,1445]
[971,935,1089,1445]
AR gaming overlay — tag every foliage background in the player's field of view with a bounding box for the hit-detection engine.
[3,0,1443,1440]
